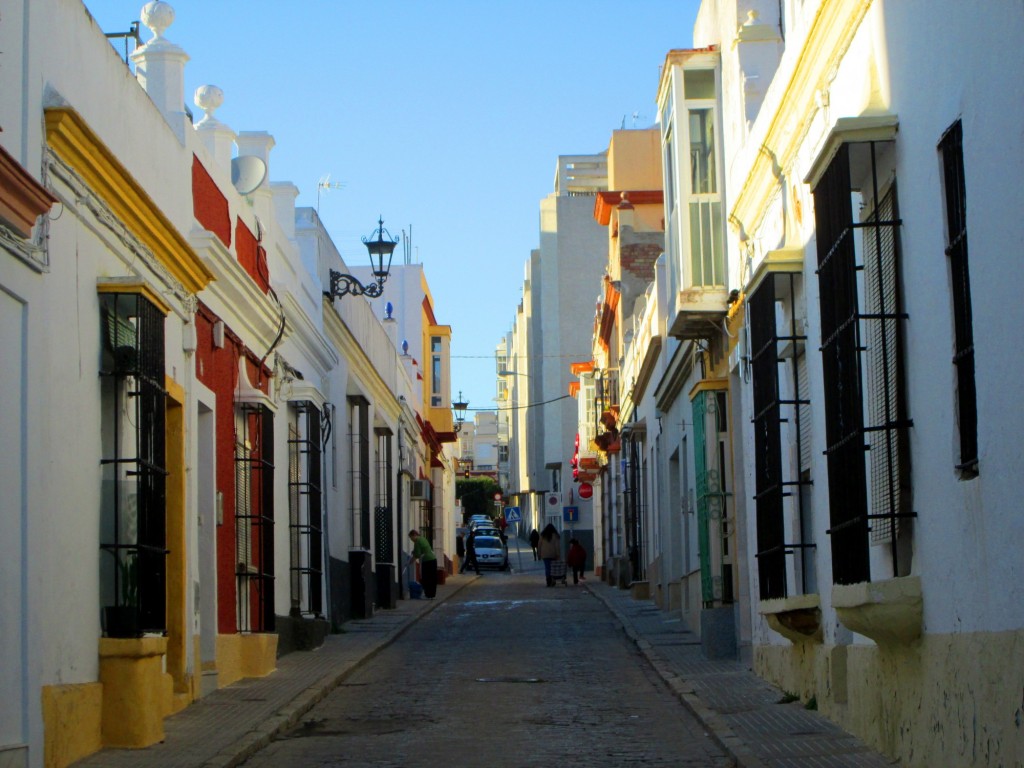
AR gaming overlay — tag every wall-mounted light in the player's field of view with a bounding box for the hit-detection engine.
[326,217,399,300]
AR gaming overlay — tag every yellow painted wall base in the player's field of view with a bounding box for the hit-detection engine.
[215,633,278,689]
[41,683,103,768]
[755,628,1024,767]
[98,637,172,748]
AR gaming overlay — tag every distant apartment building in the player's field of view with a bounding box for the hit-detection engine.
[505,154,608,556]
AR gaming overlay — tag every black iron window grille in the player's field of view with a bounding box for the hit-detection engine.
[287,401,323,618]
[235,402,275,632]
[374,428,394,566]
[624,432,646,581]
[99,291,168,637]
[814,142,913,586]
[939,120,978,478]
[596,369,620,413]
[863,185,912,550]
[749,273,815,600]
[348,396,371,549]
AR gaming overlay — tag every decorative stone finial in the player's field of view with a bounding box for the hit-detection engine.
[194,85,224,126]
[744,9,760,26]
[140,2,175,41]
[384,301,394,320]
[401,339,409,355]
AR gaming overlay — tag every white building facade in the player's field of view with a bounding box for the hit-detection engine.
[616,0,1024,763]
[0,3,450,765]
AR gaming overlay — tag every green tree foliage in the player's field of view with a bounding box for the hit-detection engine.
[456,477,503,521]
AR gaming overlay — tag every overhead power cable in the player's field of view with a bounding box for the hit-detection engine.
[466,394,572,412]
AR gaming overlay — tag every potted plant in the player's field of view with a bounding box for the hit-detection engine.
[104,551,140,638]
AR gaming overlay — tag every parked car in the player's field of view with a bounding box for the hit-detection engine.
[468,518,496,531]
[471,535,508,570]
[471,526,502,540]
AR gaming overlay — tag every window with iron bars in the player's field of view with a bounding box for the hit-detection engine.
[623,431,647,582]
[596,369,619,413]
[235,401,275,632]
[374,428,394,566]
[99,291,167,637]
[749,273,814,600]
[939,120,978,479]
[348,396,371,549]
[287,402,323,619]
[813,142,913,586]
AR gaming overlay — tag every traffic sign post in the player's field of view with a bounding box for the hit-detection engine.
[504,507,523,571]
[563,505,579,539]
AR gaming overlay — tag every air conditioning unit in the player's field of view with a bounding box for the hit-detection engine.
[410,479,432,502]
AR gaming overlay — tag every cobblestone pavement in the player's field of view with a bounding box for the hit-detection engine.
[74,538,896,768]
[241,567,731,768]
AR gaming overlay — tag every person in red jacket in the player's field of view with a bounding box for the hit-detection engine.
[566,538,587,585]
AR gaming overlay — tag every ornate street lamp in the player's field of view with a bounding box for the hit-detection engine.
[453,391,469,433]
[327,217,399,300]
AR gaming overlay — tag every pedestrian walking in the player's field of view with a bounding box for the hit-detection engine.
[529,528,541,560]
[566,537,587,584]
[459,528,481,575]
[538,523,561,587]
[408,529,438,599]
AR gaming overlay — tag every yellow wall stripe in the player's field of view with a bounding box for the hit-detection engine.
[44,107,214,294]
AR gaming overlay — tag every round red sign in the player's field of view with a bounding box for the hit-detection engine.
[578,482,593,499]
[493,492,502,500]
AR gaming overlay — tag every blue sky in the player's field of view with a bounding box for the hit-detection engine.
[84,0,701,414]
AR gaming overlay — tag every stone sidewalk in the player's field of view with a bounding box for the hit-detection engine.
[587,580,898,767]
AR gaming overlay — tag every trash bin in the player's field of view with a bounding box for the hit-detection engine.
[376,563,397,609]
[349,548,374,619]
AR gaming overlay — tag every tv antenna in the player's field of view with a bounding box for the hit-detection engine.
[317,175,346,212]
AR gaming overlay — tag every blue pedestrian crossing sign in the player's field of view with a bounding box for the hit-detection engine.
[563,506,579,523]
[504,506,522,523]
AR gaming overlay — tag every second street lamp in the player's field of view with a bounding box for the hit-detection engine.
[327,217,399,300]
[453,391,469,433]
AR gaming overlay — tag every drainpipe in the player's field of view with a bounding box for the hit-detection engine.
[321,405,334,627]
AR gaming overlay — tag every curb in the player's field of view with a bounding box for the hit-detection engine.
[208,576,479,768]
[587,584,767,768]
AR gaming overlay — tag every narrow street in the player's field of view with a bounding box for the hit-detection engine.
[240,541,730,768]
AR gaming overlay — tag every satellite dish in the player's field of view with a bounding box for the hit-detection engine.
[231,155,267,195]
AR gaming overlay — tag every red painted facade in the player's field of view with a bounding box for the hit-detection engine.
[192,146,277,633]
[194,303,271,633]
[235,219,270,294]
[191,155,231,247]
